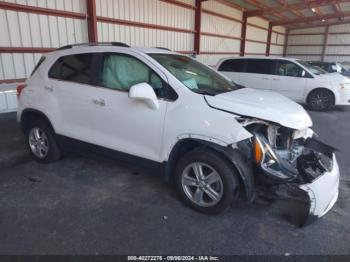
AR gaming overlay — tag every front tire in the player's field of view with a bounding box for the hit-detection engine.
[307,89,334,111]
[175,149,238,215]
[25,119,62,163]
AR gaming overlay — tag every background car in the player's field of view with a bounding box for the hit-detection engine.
[216,56,350,111]
[308,61,350,77]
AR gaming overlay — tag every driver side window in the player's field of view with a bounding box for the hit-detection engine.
[274,61,303,77]
[100,53,165,95]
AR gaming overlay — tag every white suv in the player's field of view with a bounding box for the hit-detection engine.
[216,56,350,111]
[17,43,339,225]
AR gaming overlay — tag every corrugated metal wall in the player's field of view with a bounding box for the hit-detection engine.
[286,27,325,61]
[245,19,285,57]
[0,0,88,80]
[287,23,350,62]
[0,84,17,113]
[197,0,242,66]
[246,17,268,54]
[326,23,350,62]
[96,0,194,52]
[270,26,285,56]
[0,0,287,82]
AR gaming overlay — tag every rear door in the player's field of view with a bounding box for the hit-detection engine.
[217,59,245,84]
[47,52,101,142]
[270,60,307,101]
[238,59,273,91]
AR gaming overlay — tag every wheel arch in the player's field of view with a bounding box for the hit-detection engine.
[306,87,336,105]
[20,108,55,133]
[165,138,256,203]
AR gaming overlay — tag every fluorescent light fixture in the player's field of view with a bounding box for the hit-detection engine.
[311,8,316,13]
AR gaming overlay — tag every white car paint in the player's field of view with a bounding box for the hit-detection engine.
[17,45,339,222]
[299,154,339,218]
[204,88,312,130]
[216,56,350,106]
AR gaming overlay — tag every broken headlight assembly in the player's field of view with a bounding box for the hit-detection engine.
[253,134,298,182]
[236,117,339,226]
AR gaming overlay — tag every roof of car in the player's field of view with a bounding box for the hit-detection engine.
[219,56,298,61]
[50,43,180,56]
[133,47,178,54]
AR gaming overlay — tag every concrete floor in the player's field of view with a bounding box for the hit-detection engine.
[0,108,349,255]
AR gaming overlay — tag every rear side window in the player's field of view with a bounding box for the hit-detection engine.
[48,53,94,85]
[246,59,273,74]
[31,56,46,76]
[218,59,245,72]
[274,61,303,77]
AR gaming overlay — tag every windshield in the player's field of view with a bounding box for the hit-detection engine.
[149,54,237,95]
[298,60,327,75]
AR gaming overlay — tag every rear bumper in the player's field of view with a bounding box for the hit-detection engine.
[299,154,339,221]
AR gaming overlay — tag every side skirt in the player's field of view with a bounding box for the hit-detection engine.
[57,135,167,177]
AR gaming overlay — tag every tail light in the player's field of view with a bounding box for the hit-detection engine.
[16,83,27,98]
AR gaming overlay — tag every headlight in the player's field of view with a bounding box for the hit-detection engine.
[253,135,297,180]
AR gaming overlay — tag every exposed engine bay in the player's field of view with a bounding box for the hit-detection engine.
[238,117,339,226]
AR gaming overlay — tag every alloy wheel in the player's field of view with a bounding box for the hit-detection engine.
[181,162,224,207]
[28,127,49,159]
[310,92,330,110]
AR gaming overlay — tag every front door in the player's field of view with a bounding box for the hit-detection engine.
[86,52,169,162]
[270,60,307,102]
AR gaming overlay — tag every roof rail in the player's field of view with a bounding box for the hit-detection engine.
[57,42,130,50]
[155,47,171,51]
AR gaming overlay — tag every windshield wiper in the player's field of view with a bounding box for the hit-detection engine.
[195,90,217,96]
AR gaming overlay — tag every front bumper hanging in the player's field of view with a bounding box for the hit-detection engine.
[299,154,339,225]
[254,136,340,226]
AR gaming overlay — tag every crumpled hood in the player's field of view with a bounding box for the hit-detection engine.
[205,88,312,130]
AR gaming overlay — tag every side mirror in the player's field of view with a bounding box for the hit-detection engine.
[129,82,159,110]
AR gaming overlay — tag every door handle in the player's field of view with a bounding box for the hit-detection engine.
[44,86,53,92]
[272,78,280,81]
[262,77,270,80]
[93,99,106,107]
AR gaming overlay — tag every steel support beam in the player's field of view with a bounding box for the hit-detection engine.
[86,0,98,43]
[283,29,289,57]
[194,0,202,55]
[240,12,248,56]
[321,25,329,62]
[266,23,273,56]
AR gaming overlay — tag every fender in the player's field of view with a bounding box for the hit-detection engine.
[165,138,256,203]
[19,108,55,133]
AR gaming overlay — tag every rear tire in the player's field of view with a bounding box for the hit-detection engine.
[175,148,239,215]
[307,89,334,111]
[25,119,62,163]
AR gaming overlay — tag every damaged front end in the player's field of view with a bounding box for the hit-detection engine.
[239,118,339,226]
